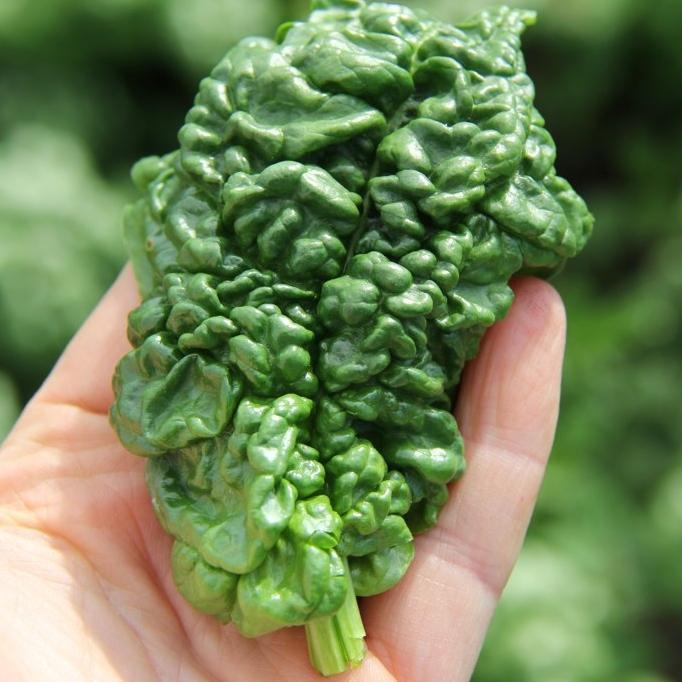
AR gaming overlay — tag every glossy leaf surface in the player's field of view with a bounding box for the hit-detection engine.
[111,0,592,645]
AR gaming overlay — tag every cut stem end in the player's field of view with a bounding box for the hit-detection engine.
[305,570,366,676]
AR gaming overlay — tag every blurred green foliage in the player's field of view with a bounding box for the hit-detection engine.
[0,126,127,393]
[0,0,679,678]
[0,372,19,438]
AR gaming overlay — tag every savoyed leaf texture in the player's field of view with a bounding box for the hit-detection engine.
[110,0,592,673]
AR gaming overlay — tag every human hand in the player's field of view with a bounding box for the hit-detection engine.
[0,266,565,681]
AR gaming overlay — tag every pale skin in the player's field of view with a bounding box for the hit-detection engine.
[0,267,566,682]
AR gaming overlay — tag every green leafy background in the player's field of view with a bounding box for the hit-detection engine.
[1,0,680,678]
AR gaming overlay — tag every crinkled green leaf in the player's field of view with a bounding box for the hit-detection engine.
[110,0,592,646]
[350,542,415,596]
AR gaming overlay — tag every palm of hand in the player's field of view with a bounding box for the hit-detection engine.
[0,269,565,682]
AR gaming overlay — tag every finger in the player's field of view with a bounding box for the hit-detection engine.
[36,264,139,415]
[362,277,566,681]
